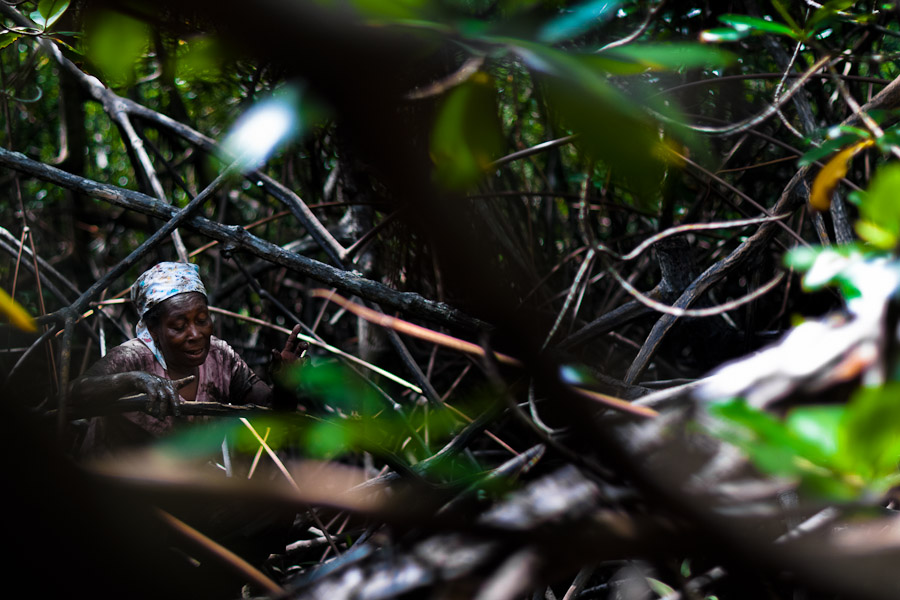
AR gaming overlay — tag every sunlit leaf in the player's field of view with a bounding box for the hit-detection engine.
[809,139,873,211]
[430,72,504,189]
[786,405,844,459]
[221,85,307,172]
[783,245,821,272]
[538,0,622,44]
[788,246,900,317]
[855,221,897,251]
[0,287,37,332]
[718,14,798,38]
[854,164,900,250]
[49,36,81,55]
[86,11,150,87]
[599,43,735,71]
[699,28,748,43]
[35,0,69,30]
[839,384,900,483]
[808,0,856,29]
[646,578,675,597]
[797,247,859,290]
[0,32,20,51]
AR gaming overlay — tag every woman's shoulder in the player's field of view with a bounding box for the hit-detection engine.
[205,336,249,367]
[84,339,156,376]
[208,335,237,355]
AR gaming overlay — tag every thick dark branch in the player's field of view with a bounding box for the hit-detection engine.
[0,146,484,332]
[121,99,348,267]
[52,397,270,420]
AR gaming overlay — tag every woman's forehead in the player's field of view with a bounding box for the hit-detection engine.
[159,292,208,318]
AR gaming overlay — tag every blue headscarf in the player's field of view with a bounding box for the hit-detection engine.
[132,262,207,370]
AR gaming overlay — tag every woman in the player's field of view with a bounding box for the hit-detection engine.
[72,262,306,454]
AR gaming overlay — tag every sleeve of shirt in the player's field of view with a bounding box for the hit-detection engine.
[82,340,156,378]
[208,337,263,405]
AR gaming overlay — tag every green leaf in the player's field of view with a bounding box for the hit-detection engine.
[717,14,798,38]
[646,578,676,597]
[538,0,623,44]
[86,11,150,87]
[296,360,382,416]
[305,419,353,458]
[855,164,900,250]
[49,36,81,55]
[791,247,894,304]
[600,43,735,71]
[699,28,749,43]
[840,384,900,483]
[808,0,855,29]
[786,405,844,460]
[157,419,246,459]
[876,128,900,153]
[347,0,430,21]
[36,0,69,30]
[856,221,897,251]
[513,43,666,206]
[771,0,802,31]
[176,37,226,83]
[708,399,862,500]
[430,72,504,189]
[784,245,823,272]
[710,399,811,477]
[797,134,858,167]
[0,32,20,51]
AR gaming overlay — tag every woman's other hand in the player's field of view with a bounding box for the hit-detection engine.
[271,324,309,373]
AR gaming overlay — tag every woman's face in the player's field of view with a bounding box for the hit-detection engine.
[149,292,212,373]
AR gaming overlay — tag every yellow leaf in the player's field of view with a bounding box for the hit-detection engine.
[810,139,874,211]
[0,287,37,332]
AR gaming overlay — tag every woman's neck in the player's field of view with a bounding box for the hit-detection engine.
[167,365,199,381]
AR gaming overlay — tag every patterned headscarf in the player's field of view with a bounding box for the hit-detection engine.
[132,262,208,370]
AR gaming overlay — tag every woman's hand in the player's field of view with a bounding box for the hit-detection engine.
[270,324,309,374]
[130,372,183,418]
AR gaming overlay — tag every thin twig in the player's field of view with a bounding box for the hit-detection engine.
[656,54,834,136]
[607,267,786,318]
[157,509,284,596]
